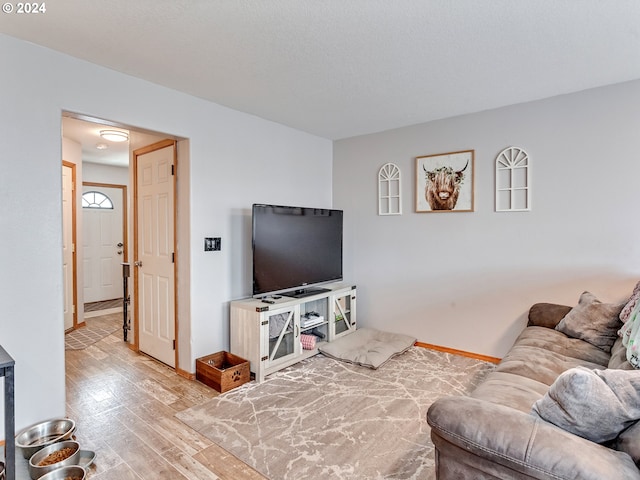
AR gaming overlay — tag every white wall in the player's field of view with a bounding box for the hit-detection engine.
[82,162,129,185]
[334,80,640,358]
[0,33,332,437]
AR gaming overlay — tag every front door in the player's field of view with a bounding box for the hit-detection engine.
[134,140,177,368]
[82,184,125,303]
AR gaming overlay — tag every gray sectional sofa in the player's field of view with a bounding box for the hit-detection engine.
[427,298,640,480]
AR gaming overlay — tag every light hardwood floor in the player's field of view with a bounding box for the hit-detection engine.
[65,321,267,480]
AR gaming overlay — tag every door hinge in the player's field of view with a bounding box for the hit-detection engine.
[72,305,75,314]
[171,252,175,263]
[173,339,176,350]
[171,165,175,176]
[72,243,75,253]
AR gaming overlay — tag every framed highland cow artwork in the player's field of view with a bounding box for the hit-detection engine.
[415,150,474,213]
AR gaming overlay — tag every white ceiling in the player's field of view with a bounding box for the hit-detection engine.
[4,1,640,140]
[61,116,168,167]
[61,117,130,166]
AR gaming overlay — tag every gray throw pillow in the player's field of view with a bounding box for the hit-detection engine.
[555,291,624,352]
[531,366,640,443]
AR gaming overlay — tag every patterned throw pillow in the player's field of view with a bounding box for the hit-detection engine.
[620,300,640,368]
[620,281,640,323]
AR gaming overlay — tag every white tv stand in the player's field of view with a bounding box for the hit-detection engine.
[230,284,356,382]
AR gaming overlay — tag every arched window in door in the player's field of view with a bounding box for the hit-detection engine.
[495,147,531,212]
[82,191,114,209]
[378,163,402,215]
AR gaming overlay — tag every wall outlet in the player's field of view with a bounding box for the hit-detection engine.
[204,237,221,251]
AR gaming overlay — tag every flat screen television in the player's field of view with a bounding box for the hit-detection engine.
[252,204,343,298]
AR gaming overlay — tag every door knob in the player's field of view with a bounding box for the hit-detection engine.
[134,261,143,267]
[117,250,123,255]
[117,242,124,247]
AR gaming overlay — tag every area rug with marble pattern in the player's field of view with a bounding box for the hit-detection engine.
[176,346,494,480]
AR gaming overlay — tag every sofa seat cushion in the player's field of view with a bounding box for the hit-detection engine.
[471,371,550,413]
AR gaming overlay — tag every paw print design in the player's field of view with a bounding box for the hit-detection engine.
[232,369,242,382]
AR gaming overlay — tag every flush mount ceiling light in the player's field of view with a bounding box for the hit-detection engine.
[99,129,129,142]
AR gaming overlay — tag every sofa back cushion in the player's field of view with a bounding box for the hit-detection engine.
[609,337,634,369]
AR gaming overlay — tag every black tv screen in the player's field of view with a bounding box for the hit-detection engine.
[252,204,343,298]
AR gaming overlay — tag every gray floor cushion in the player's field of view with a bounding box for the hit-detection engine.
[319,327,416,369]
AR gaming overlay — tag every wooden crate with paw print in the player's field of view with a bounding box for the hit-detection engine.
[196,351,250,393]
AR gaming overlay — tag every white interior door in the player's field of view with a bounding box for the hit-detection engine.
[135,141,176,367]
[62,163,75,330]
[82,185,124,303]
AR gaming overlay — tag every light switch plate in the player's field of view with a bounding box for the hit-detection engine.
[204,237,221,251]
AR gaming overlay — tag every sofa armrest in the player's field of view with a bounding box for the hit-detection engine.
[527,303,572,329]
[427,396,640,480]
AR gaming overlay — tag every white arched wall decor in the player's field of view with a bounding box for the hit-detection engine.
[495,146,531,212]
[378,163,402,215]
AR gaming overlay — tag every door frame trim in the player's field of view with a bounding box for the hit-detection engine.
[62,161,78,331]
[132,139,178,369]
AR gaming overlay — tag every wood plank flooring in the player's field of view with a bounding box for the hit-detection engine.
[65,323,267,480]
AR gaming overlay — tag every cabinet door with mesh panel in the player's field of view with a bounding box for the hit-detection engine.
[330,290,356,340]
[262,307,300,368]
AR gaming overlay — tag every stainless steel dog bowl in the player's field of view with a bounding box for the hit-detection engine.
[37,466,86,480]
[28,440,80,480]
[15,418,76,458]
[29,440,80,480]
